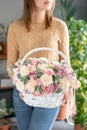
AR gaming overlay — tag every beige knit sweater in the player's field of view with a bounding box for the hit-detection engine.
[7,17,70,79]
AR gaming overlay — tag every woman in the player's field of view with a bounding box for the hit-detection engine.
[7,0,70,130]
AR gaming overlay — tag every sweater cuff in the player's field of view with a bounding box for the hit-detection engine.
[7,67,13,80]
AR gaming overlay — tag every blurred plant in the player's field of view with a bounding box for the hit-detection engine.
[0,98,14,118]
[0,24,7,42]
[58,0,78,21]
[0,45,2,52]
[67,18,87,128]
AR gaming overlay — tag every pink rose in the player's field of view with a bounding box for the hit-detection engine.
[70,79,81,89]
[27,64,36,73]
[31,58,40,66]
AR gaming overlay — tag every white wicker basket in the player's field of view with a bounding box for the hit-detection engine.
[15,47,69,108]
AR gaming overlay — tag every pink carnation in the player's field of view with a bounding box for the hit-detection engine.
[12,57,80,98]
[42,83,57,95]
[45,69,55,76]
[34,91,41,96]
[31,58,40,66]
[27,64,36,73]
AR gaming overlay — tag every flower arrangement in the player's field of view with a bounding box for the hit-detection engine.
[12,57,80,97]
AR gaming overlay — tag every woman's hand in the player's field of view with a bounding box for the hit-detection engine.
[19,92,24,100]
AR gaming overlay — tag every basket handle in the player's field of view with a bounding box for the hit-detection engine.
[20,47,69,65]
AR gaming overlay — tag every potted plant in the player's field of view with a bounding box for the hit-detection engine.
[0,119,9,130]
[55,1,87,128]
[56,0,78,121]
[0,98,14,130]
[0,23,7,55]
[57,0,78,120]
[57,0,78,22]
[67,18,87,130]
[0,44,2,54]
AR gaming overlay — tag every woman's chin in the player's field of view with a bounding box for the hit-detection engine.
[45,7,52,11]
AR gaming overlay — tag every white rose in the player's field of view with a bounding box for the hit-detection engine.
[20,65,29,76]
[16,79,24,92]
[25,78,36,93]
[59,78,70,90]
[40,74,53,87]
[37,64,48,71]
[70,79,81,89]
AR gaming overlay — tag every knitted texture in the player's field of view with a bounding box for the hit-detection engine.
[7,17,69,79]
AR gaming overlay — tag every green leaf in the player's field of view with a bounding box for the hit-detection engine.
[23,59,31,65]
[24,78,30,85]
[40,59,46,64]
[35,85,42,93]
[59,0,78,21]
[67,18,87,126]
[17,73,22,79]
[56,88,62,93]
[53,75,62,84]
[17,74,30,84]
[37,68,43,78]
[21,76,30,84]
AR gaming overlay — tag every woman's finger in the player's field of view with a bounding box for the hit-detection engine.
[19,92,24,99]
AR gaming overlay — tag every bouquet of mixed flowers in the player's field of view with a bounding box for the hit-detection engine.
[12,48,80,108]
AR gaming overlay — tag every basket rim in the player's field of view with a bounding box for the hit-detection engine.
[20,47,69,65]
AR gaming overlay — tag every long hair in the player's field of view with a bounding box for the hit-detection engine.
[21,0,55,31]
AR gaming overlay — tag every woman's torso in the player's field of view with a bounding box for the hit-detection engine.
[12,17,65,60]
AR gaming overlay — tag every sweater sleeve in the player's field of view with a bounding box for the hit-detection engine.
[7,23,19,79]
[58,22,70,63]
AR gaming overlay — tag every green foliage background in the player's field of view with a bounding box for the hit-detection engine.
[67,18,87,127]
